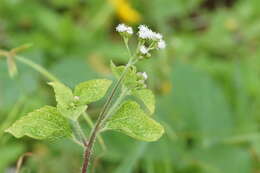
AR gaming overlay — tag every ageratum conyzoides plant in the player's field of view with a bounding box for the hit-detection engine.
[2,24,166,173]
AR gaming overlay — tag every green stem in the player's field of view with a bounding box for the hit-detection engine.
[101,87,129,126]
[123,37,132,57]
[81,61,134,173]
[70,120,87,146]
[15,56,59,82]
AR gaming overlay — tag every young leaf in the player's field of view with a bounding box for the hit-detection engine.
[5,106,72,140]
[132,89,155,114]
[48,82,74,108]
[49,82,86,120]
[57,104,87,121]
[74,79,112,104]
[105,101,164,142]
[110,61,138,88]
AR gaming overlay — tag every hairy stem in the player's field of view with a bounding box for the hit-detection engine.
[70,120,88,146]
[81,62,132,173]
[83,112,106,151]
[101,87,129,124]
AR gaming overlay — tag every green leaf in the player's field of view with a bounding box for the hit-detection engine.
[58,104,87,121]
[74,79,112,104]
[48,82,74,107]
[105,101,164,142]
[49,81,86,120]
[132,89,155,114]
[110,61,138,88]
[5,106,72,140]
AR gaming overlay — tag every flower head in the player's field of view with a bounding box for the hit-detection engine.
[141,72,148,80]
[116,23,133,35]
[138,25,154,39]
[137,72,148,82]
[140,45,149,54]
[138,25,163,41]
[153,32,163,40]
[157,40,166,49]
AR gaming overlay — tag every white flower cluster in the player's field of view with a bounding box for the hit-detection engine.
[137,25,166,55]
[140,45,149,54]
[138,25,162,41]
[116,24,133,35]
[116,23,166,57]
[158,39,166,49]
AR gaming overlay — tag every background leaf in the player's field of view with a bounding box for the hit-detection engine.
[0,144,25,173]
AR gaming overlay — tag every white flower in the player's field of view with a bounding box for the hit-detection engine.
[138,25,154,39]
[74,96,80,100]
[116,24,133,35]
[126,27,133,34]
[138,25,163,41]
[142,72,148,80]
[140,45,149,54]
[158,39,166,49]
[137,72,148,80]
[153,32,163,40]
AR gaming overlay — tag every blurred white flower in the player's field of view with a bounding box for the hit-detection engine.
[140,45,149,54]
[137,72,148,81]
[153,32,163,40]
[138,25,163,41]
[116,24,133,35]
[158,40,166,49]
[138,25,154,39]
[74,96,80,100]
[142,72,148,80]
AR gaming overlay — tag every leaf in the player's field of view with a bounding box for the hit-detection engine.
[49,81,86,120]
[58,104,87,121]
[132,89,155,114]
[74,79,112,104]
[105,101,164,142]
[5,106,72,140]
[110,61,138,88]
[48,82,74,107]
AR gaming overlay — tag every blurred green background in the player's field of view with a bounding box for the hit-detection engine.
[1,0,260,172]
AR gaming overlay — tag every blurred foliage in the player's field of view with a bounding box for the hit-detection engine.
[1,0,260,173]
